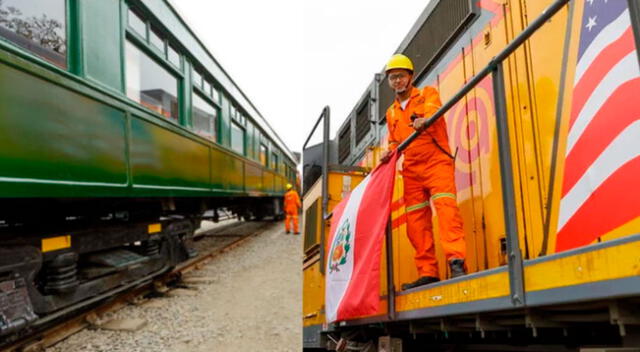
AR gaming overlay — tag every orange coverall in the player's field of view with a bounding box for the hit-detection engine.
[284,189,301,233]
[386,86,466,278]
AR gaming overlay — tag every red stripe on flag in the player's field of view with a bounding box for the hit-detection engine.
[556,156,640,252]
[562,78,640,195]
[569,28,635,129]
[335,153,398,321]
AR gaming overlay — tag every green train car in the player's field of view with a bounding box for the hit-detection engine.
[0,0,296,339]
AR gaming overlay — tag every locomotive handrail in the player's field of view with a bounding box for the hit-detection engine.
[391,0,570,308]
[303,106,331,274]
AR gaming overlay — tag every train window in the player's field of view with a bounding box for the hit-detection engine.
[192,93,217,140]
[212,87,220,105]
[167,44,180,67]
[149,27,164,52]
[128,9,146,38]
[230,121,245,155]
[193,70,203,89]
[125,40,179,121]
[260,144,268,167]
[0,0,67,68]
[271,152,278,170]
[203,80,211,96]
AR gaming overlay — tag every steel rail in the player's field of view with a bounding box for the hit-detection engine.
[1,222,272,352]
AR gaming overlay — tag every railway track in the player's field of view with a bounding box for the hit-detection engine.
[1,220,272,352]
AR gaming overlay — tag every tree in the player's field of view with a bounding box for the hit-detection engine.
[0,1,66,54]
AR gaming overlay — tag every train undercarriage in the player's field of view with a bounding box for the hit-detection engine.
[308,299,640,352]
[0,196,282,343]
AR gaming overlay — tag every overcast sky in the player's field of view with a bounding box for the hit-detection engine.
[171,0,429,154]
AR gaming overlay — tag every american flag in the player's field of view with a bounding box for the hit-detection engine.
[556,0,640,252]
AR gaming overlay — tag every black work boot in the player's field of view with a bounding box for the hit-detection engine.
[401,276,439,291]
[449,259,466,278]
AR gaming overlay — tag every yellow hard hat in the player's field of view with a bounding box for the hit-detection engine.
[286,183,293,189]
[385,54,414,73]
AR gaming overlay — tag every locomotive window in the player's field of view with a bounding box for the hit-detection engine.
[128,9,146,38]
[260,143,268,167]
[149,27,164,52]
[125,40,179,121]
[0,0,67,68]
[192,93,217,140]
[230,121,245,155]
[167,44,180,67]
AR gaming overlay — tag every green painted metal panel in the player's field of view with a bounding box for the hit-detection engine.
[263,171,275,193]
[252,124,259,161]
[245,123,253,160]
[244,162,263,193]
[81,0,124,91]
[275,176,284,193]
[181,60,192,128]
[130,116,210,193]
[210,147,244,192]
[219,94,231,147]
[0,62,128,197]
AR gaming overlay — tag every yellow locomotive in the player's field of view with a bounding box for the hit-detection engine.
[303,0,640,350]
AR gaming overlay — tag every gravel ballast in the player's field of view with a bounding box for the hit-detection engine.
[47,221,302,352]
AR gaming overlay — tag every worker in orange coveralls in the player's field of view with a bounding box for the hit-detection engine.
[284,183,301,234]
[380,54,467,290]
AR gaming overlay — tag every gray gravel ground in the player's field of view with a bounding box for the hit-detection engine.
[47,220,301,352]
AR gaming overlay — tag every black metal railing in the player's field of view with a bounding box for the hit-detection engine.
[302,106,331,274]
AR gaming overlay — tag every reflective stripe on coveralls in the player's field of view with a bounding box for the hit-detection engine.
[386,86,466,278]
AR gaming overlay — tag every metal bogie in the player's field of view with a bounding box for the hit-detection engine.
[0,0,298,343]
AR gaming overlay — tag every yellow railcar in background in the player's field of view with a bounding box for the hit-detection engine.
[303,0,640,350]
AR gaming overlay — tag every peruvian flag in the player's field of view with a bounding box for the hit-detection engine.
[325,152,399,323]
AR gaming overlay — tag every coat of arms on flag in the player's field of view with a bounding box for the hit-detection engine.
[325,152,398,323]
[329,220,351,273]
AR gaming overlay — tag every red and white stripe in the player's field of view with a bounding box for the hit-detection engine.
[556,6,640,251]
[325,153,398,323]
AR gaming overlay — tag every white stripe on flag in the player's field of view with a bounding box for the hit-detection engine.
[325,175,372,323]
[559,120,640,230]
[574,9,630,84]
[567,52,639,154]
